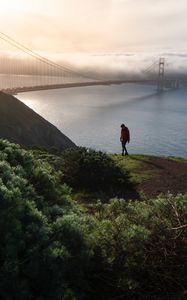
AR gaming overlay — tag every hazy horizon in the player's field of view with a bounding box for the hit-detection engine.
[1,51,187,79]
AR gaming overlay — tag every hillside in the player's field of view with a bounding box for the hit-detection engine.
[112,154,187,197]
[0,91,75,150]
[0,140,186,300]
[32,147,187,201]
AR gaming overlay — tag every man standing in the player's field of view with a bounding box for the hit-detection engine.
[120,124,130,156]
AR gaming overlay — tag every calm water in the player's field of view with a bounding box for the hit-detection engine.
[17,84,187,158]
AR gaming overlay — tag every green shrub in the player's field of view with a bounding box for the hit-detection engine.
[61,147,131,197]
[0,140,93,300]
[90,194,187,299]
[0,140,186,300]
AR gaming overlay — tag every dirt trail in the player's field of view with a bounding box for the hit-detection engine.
[136,156,187,197]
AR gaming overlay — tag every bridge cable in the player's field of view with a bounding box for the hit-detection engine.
[0,31,100,81]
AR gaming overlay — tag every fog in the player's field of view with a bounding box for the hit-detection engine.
[1,51,187,81]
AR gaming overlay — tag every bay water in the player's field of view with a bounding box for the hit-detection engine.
[17,84,187,158]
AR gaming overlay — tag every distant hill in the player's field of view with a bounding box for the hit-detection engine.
[0,91,75,150]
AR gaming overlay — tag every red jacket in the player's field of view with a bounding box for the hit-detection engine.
[121,127,130,142]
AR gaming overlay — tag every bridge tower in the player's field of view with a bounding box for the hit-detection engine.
[157,57,165,92]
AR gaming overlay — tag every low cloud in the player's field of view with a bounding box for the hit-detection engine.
[1,51,187,81]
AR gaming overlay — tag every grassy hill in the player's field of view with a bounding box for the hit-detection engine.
[112,154,187,197]
[0,139,186,300]
[31,146,187,206]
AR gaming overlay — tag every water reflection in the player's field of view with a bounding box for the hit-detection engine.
[17,84,187,158]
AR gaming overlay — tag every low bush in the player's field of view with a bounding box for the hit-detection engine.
[0,140,93,300]
[90,194,187,299]
[61,147,131,197]
[0,140,186,300]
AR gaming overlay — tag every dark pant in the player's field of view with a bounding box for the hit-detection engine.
[121,139,128,155]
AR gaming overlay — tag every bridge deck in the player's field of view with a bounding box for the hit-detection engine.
[1,79,158,95]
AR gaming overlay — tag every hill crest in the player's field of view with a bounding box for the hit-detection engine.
[0,91,75,150]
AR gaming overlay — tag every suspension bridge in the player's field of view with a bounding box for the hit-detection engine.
[0,32,182,95]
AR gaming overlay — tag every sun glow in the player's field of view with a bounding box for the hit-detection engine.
[0,0,31,14]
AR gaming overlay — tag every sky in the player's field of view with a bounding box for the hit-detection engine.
[0,0,187,77]
[0,0,187,54]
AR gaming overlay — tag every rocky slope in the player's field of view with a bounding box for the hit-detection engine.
[0,91,75,150]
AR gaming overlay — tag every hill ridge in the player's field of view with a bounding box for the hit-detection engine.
[0,91,75,150]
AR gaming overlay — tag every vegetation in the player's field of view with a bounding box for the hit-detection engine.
[0,140,186,299]
[91,195,187,299]
[60,147,132,197]
[111,153,156,184]
[0,140,92,300]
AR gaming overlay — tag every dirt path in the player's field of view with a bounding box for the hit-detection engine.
[135,156,187,197]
